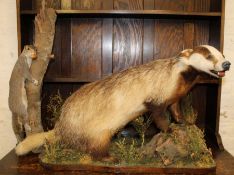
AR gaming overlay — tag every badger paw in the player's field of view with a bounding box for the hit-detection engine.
[32,79,39,86]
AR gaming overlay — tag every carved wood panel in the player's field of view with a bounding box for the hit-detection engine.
[71,19,102,81]
[113,19,143,72]
[154,19,184,59]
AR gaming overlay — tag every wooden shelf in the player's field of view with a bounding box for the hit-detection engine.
[1,149,234,175]
[21,10,222,17]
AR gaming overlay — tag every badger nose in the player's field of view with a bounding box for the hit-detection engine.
[222,61,231,71]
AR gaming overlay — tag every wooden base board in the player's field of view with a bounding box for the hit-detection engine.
[0,149,233,174]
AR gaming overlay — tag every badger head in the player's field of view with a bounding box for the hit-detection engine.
[179,45,231,78]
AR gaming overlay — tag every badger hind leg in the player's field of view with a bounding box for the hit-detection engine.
[12,113,25,142]
[88,130,117,162]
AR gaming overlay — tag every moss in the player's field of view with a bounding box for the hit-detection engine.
[180,93,197,124]
[40,93,215,168]
[40,124,215,168]
[46,90,64,128]
[131,114,153,147]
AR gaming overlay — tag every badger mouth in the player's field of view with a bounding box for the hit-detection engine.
[210,70,226,78]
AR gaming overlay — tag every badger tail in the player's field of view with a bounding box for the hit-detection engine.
[15,129,56,156]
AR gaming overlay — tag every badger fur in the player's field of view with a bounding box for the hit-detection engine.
[15,45,230,158]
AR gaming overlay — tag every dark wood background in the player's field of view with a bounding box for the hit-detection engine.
[20,0,223,149]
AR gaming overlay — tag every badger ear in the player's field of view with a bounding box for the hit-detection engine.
[178,49,193,58]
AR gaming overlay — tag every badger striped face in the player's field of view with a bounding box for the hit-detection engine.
[183,45,231,78]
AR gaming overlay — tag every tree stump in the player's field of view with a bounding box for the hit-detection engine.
[25,0,57,136]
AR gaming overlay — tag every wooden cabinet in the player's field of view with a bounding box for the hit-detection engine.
[18,0,225,150]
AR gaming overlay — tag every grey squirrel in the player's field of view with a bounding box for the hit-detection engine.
[8,45,39,142]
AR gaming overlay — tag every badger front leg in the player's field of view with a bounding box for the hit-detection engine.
[145,102,170,132]
[152,106,170,132]
[169,101,185,123]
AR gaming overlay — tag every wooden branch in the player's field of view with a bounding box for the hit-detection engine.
[25,0,57,136]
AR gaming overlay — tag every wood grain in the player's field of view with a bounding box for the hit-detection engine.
[114,0,143,10]
[209,19,221,50]
[194,20,210,46]
[71,0,104,10]
[191,85,207,129]
[154,19,184,59]
[154,0,184,11]
[210,0,221,12]
[143,0,155,63]
[61,18,72,77]
[72,18,102,81]
[143,19,155,63]
[193,0,210,12]
[61,0,72,10]
[0,149,233,175]
[113,19,143,72]
[102,18,113,77]
[144,0,155,10]
[184,21,194,49]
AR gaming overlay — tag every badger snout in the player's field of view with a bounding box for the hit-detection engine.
[222,61,231,71]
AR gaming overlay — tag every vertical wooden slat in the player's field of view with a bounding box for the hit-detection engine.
[193,0,210,12]
[71,0,103,10]
[102,0,113,77]
[114,0,143,10]
[154,0,184,11]
[154,20,184,59]
[102,20,113,77]
[184,21,194,49]
[184,0,194,12]
[61,18,72,77]
[191,85,207,129]
[209,19,221,50]
[72,19,102,81]
[113,19,143,72]
[103,0,113,9]
[210,0,221,12]
[194,20,210,46]
[143,0,155,63]
[61,0,72,10]
[113,0,143,72]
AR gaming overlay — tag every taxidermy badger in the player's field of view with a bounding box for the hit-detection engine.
[15,45,231,159]
[9,45,38,142]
